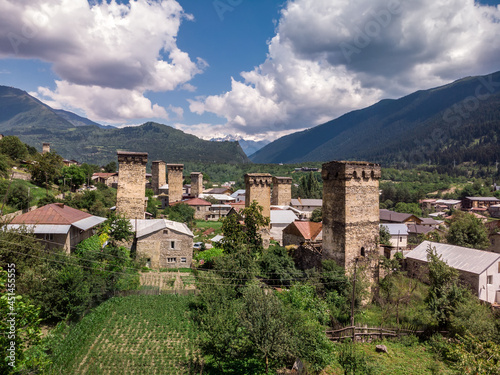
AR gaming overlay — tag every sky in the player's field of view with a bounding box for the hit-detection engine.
[0,0,499,142]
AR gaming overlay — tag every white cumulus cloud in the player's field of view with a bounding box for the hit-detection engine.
[0,0,205,122]
[190,0,500,138]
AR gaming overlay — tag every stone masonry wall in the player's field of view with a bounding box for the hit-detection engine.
[167,164,184,203]
[42,143,50,154]
[191,172,203,198]
[116,151,148,220]
[245,173,272,219]
[151,160,166,195]
[322,161,381,273]
[271,176,292,206]
[136,229,193,270]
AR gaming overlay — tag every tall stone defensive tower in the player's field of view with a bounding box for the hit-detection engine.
[167,164,184,203]
[151,160,166,195]
[42,143,50,154]
[245,173,272,220]
[190,172,203,198]
[321,161,381,272]
[116,151,148,219]
[271,176,292,206]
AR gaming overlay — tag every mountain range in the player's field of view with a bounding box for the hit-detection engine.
[250,71,500,166]
[210,135,270,156]
[0,86,249,165]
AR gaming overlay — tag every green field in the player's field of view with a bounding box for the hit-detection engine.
[50,295,200,374]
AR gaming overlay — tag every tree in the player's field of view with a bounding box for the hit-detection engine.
[241,285,294,373]
[29,152,63,190]
[103,161,117,173]
[164,202,195,226]
[394,202,422,216]
[425,245,467,329]
[7,184,29,210]
[297,172,322,199]
[0,136,28,161]
[446,211,490,249]
[379,225,392,246]
[0,268,42,374]
[59,165,86,191]
[100,212,134,246]
[259,245,303,287]
[310,207,322,222]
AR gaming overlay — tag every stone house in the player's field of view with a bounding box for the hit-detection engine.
[283,221,323,247]
[290,198,322,219]
[130,219,194,270]
[7,203,106,254]
[406,241,500,304]
[206,204,232,220]
[92,172,119,188]
[170,197,211,220]
[488,204,500,218]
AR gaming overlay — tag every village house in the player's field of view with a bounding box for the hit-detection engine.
[290,198,322,219]
[283,220,323,247]
[7,203,106,254]
[488,204,500,218]
[206,204,232,220]
[462,196,500,211]
[230,189,246,203]
[269,210,299,245]
[379,209,423,225]
[198,193,235,204]
[380,223,408,251]
[130,219,194,270]
[406,241,500,304]
[92,172,119,188]
[170,197,211,220]
[204,187,232,195]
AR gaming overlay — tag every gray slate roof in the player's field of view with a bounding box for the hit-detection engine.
[406,241,500,275]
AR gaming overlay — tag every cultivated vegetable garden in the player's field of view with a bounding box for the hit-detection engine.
[50,294,200,374]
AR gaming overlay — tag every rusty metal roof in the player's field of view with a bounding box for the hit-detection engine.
[10,203,92,225]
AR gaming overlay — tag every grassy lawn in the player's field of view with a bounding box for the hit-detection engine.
[192,220,223,242]
[0,178,59,214]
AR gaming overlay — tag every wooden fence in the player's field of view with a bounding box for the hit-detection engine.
[325,325,447,342]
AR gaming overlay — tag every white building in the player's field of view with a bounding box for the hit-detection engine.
[406,241,500,304]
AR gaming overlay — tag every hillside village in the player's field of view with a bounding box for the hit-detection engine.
[1,136,500,374]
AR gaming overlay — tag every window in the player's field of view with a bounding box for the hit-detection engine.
[167,258,176,263]
[400,237,403,242]
[44,233,54,241]
[146,258,151,268]
[181,257,187,263]
[487,275,493,285]
[163,229,169,235]
[171,241,175,249]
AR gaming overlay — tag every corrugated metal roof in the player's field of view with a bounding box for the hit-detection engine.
[72,216,107,231]
[406,241,500,275]
[6,224,71,234]
[466,197,500,201]
[380,223,408,236]
[10,203,91,225]
[199,194,235,201]
[271,210,298,224]
[291,199,322,206]
[130,219,194,238]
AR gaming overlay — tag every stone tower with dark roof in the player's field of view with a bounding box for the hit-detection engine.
[116,151,148,220]
[151,160,166,195]
[321,161,381,273]
[167,164,184,203]
[271,176,292,206]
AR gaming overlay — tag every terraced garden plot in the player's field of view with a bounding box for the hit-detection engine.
[51,294,200,374]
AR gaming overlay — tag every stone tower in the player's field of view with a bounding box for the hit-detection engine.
[167,164,184,203]
[245,173,272,220]
[271,176,292,206]
[151,160,166,195]
[321,161,381,272]
[42,143,50,154]
[190,172,203,198]
[116,151,148,219]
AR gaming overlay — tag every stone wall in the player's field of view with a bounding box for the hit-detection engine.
[271,176,292,206]
[136,229,193,269]
[245,173,272,219]
[167,164,184,203]
[151,160,166,195]
[321,161,381,274]
[116,151,148,219]
[191,172,203,198]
